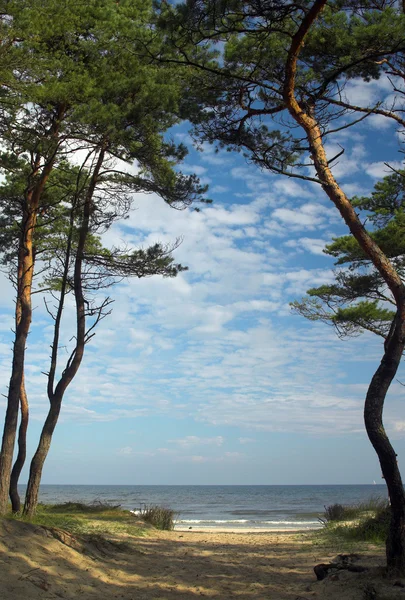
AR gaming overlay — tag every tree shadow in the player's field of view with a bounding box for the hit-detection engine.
[0,520,364,599]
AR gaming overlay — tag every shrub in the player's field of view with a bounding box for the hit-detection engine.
[319,499,391,544]
[351,502,391,542]
[320,503,347,523]
[137,505,176,530]
[320,497,389,525]
[15,501,145,538]
[45,501,121,513]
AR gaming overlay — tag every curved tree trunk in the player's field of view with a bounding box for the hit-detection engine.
[0,108,63,515]
[282,0,405,574]
[9,376,29,513]
[23,401,61,517]
[364,315,405,574]
[10,289,29,514]
[0,208,37,515]
[23,145,106,518]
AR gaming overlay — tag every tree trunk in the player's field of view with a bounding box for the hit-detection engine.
[364,315,405,574]
[9,376,29,513]
[302,117,405,574]
[282,0,405,573]
[23,401,61,518]
[0,107,64,515]
[0,211,36,515]
[23,144,106,517]
[10,287,29,514]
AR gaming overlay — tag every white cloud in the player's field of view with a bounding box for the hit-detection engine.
[271,202,336,232]
[365,160,404,179]
[324,142,366,180]
[342,76,394,108]
[198,142,232,165]
[191,455,206,463]
[272,207,322,228]
[272,179,313,198]
[211,185,230,193]
[367,113,396,130]
[169,436,224,448]
[284,237,329,256]
[181,164,207,176]
[117,446,133,456]
[1,141,403,453]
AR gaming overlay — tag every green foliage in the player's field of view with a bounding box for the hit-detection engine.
[157,1,405,176]
[12,501,145,537]
[320,497,389,524]
[292,170,404,339]
[0,0,209,289]
[320,503,350,523]
[137,504,177,530]
[321,500,391,545]
[44,501,122,513]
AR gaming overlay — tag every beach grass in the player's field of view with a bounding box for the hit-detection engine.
[317,497,390,546]
[136,504,176,530]
[9,501,147,538]
[319,497,388,524]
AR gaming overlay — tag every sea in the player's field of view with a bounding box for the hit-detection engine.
[18,484,388,531]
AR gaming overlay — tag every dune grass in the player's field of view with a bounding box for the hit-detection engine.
[319,497,388,525]
[9,501,146,538]
[137,504,176,530]
[317,497,390,545]
[8,500,177,537]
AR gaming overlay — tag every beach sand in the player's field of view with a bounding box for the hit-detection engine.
[0,518,394,599]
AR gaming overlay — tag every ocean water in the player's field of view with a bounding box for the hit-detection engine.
[18,484,387,530]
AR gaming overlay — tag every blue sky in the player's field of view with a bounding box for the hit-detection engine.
[0,73,404,485]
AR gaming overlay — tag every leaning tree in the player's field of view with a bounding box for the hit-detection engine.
[292,170,405,340]
[0,0,207,515]
[155,0,405,573]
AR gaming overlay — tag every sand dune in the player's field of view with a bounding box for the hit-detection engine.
[0,518,398,600]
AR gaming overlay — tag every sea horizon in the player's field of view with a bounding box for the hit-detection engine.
[20,482,384,486]
[17,483,388,531]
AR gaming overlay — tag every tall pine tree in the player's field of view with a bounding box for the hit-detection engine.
[156,0,405,573]
[0,0,206,515]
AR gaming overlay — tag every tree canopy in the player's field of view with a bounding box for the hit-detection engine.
[155,0,405,573]
[0,0,208,515]
[292,170,405,340]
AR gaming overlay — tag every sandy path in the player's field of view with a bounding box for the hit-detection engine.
[0,519,385,600]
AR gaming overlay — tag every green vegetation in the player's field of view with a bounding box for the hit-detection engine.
[319,498,390,545]
[7,501,177,537]
[10,502,146,538]
[157,0,405,573]
[0,0,208,518]
[292,169,405,340]
[137,504,177,531]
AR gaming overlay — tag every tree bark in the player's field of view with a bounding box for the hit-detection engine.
[364,315,405,574]
[9,377,29,513]
[23,400,61,517]
[9,276,29,514]
[282,0,405,574]
[23,145,106,517]
[0,106,64,515]
[0,190,38,515]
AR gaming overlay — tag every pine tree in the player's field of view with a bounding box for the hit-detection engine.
[292,170,405,340]
[0,0,207,515]
[157,0,405,573]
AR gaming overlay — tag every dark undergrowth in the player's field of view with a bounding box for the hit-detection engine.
[136,504,176,530]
